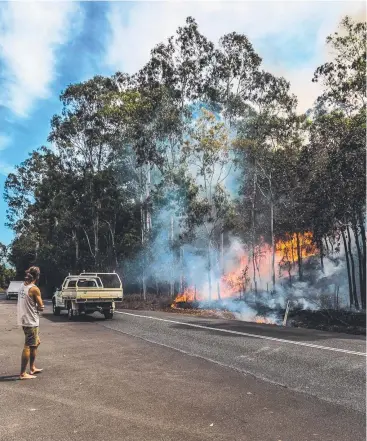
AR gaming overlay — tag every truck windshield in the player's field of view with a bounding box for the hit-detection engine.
[66,280,77,288]
[97,274,121,288]
[77,279,98,288]
[7,281,23,292]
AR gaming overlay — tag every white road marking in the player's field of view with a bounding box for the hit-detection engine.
[114,311,366,357]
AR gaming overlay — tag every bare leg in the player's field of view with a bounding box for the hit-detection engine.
[20,346,36,379]
[20,346,30,375]
[30,346,37,371]
[30,346,42,374]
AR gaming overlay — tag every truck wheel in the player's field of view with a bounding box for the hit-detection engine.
[52,302,61,316]
[104,311,113,319]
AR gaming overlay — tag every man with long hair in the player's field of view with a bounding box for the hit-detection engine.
[17,266,44,380]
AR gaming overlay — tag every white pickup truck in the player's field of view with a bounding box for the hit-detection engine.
[52,272,123,320]
[6,281,23,300]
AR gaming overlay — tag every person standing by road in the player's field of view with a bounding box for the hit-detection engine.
[17,266,44,380]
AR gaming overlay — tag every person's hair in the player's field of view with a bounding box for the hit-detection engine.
[25,266,40,282]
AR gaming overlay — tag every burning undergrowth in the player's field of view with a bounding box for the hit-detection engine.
[169,233,348,325]
[121,119,361,327]
[172,299,281,325]
[123,209,360,327]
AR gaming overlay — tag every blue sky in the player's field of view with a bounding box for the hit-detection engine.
[0,0,365,245]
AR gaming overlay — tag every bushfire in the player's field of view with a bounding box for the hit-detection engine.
[171,232,317,307]
[276,232,317,263]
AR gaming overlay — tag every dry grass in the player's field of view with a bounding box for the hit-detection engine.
[117,294,366,334]
[169,307,236,320]
[116,293,172,311]
[117,294,235,320]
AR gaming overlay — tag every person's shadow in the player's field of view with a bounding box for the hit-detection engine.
[0,375,19,382]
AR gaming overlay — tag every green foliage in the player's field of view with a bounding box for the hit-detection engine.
[313,16,366,111]
[0,243,15,289]
[182,110,235,240]
[3,15,366,307]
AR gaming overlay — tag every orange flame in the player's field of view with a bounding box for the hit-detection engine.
[172,232,317,307]
[254,316,276,324]
[172,287,197,304]
[276,232,317,263]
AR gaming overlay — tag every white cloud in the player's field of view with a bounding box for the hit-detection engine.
[0,134,13,176]
[0,159,14,176]
[0,134,11,151]
[105,1,365,112]
[0,2,81,117]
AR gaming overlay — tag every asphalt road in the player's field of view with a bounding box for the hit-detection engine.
[106,309,366,412]
[0,296,365,441]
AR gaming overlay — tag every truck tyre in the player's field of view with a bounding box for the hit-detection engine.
[104,311,113,319]
[52,301,61,316]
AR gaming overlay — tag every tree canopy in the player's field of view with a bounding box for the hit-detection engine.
[4,16,366,308]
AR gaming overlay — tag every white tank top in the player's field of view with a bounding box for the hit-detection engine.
[17,283,39,327]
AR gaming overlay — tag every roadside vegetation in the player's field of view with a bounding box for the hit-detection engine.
[2,17,366,326]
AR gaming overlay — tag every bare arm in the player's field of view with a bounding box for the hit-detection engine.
[30,286,44,311]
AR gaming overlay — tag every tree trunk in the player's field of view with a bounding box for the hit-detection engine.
[319,239,324,273]
[142,269,147,301]
[94,210,99,269]
[146,163,152,232]
[251,167,257,293]
[270,197,275,293]
[140,175,146,301]
[170,215,174,298]
[221,232,224,276]
[140,203,145,245]
[72,229,79,271]
[358,210,366,309]
[347,226,359,309]
[107,221,118,271]
[296,232,303,281]
[207,240,212,302]
[35,240,39,261]
[141,163,151,301]
[83,228,95,262]
[75,238,79,270]
[179,247,184,294]
[352,221,365,309]
[219,232,224,300]
[323,236,330,255]
[341,229,354,308]
[287,261,292,286]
